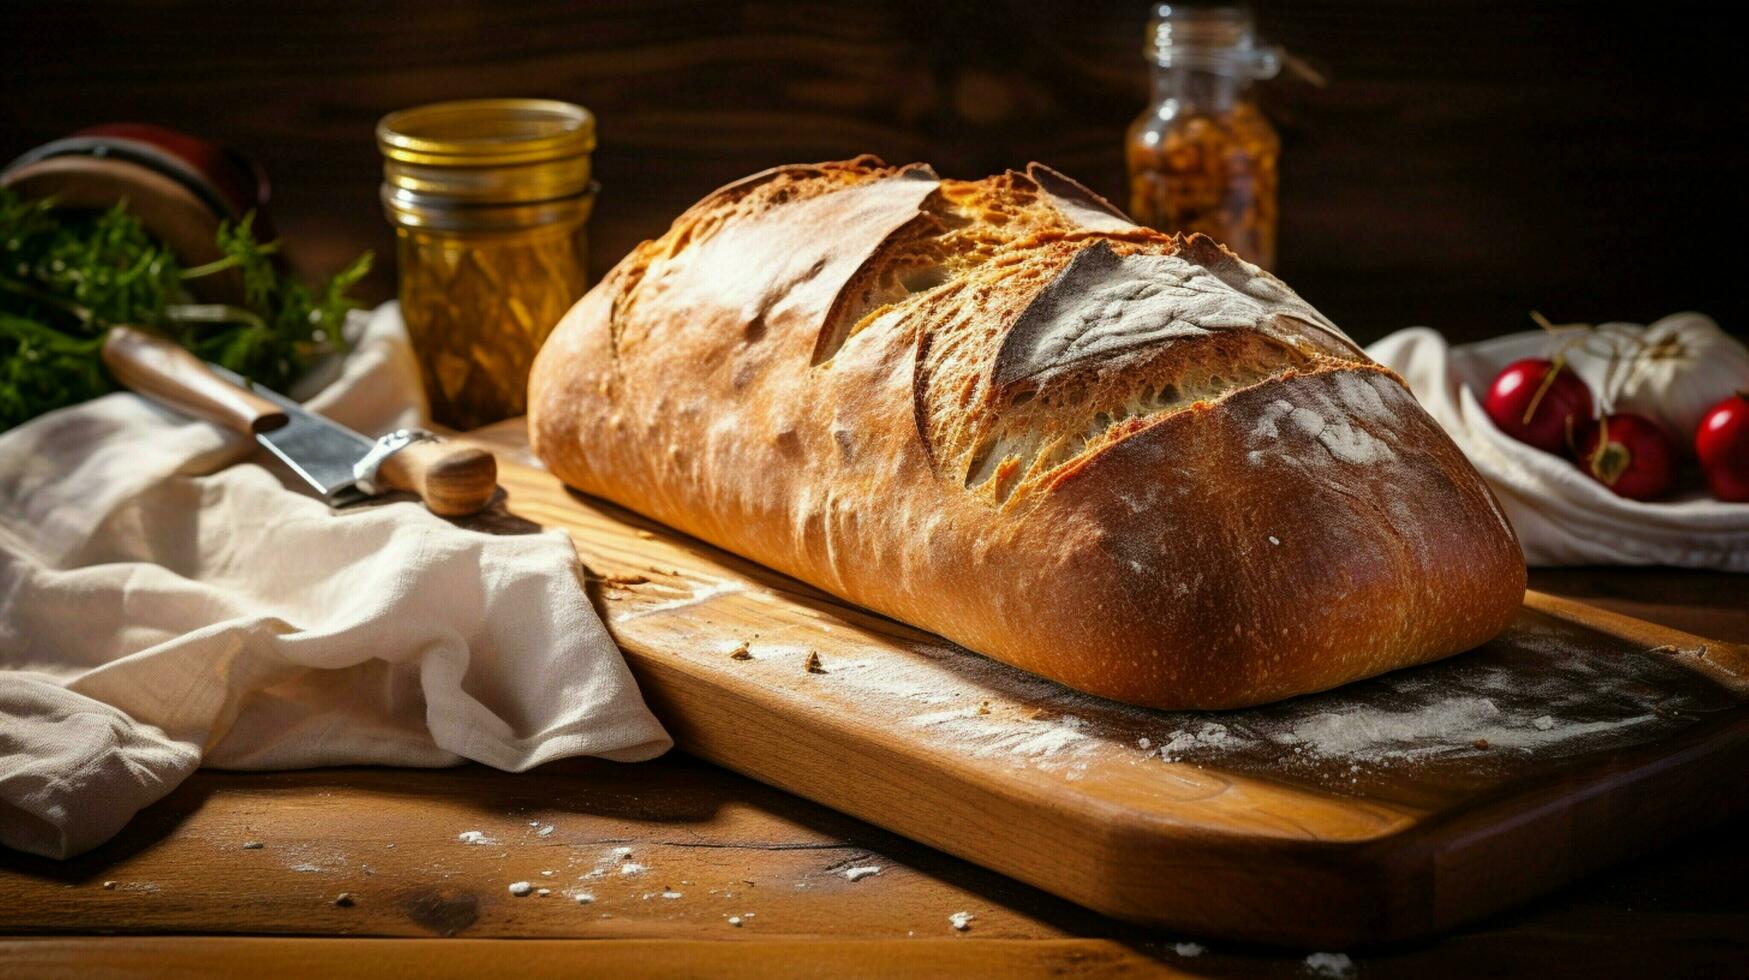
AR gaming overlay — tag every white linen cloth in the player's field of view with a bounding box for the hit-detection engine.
[0,304,671,860]
[1368,327,1749,569]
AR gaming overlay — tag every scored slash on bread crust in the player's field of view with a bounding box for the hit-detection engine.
[530,157,1526,709]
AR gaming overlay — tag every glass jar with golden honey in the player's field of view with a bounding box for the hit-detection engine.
[378,99,596,429]
[1127,4,1281,269]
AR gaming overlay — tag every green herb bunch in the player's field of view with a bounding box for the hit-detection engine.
[0,187,372,430]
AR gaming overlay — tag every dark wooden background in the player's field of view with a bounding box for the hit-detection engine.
[3,0,1744,345]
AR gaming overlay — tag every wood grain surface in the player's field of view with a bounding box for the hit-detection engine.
[3,1,1744,346]
[438,430,1749,946]
[3,754,1746,976]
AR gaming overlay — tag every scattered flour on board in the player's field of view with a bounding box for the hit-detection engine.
[719,613,1708,781]
[820,650,1103,769]
[1278,697,1660,763]
[457,831,498,846]
[842,866,882,882]
[1304,952,1354,977]
[949,911,975,931]
[1158,723,1232,762]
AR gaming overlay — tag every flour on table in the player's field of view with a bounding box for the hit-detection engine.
[949,911,975,931]
[457,831,498,846]
[842,865,882,882]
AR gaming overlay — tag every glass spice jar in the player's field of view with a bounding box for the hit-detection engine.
[378,99,596,429]
[1126,4,1281,269]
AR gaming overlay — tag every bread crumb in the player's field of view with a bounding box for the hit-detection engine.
[1473,738,1490,749]
[1532,715,1555,731]
[620,862,646,876]
[1268,535,1281,545]
[1304,952,1354,977]
[334,893,355,907]
[241,841,264,850]
[977,701,991,715]
[949,911,975,931]
[727,915,743,926]
[457,830,498,845]
[1172,942,1204,957]
[729,642,753,661]
[536,824,555,838]
[661,889,683,899]
[537,888,552,897]
[805,651,825,674]
[508,881,533,896]
[575,891,595,904]
[540,870,556,877]
[842,865,881,882]
[1137,737,1151,749]
[636,529,655,539]
[602,573,649,586]
[102,881,116,889]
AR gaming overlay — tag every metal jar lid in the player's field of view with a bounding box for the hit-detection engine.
[376,99,595,206]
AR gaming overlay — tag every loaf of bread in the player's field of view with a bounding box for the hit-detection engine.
[529,157,1525,709]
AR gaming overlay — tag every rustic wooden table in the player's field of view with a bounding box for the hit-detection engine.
[2,570,1744,978]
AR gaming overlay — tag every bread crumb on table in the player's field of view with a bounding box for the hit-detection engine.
[334,893,356,907]
[949,911,975,931]
[508,881,533,896]
[805,651,825,674]
[729,641,753,661]
[842,865,882,882]
[601,573,649,586]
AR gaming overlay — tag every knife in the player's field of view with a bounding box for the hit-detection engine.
[100,326,498,516]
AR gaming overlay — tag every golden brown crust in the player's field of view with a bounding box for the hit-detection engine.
[529,158,1525,709]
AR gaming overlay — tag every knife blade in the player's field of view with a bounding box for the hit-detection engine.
[203,363,373,506]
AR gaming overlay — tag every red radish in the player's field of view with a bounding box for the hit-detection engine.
[1576,413,1676,501]
[1695,393,1749,502]
[1483,358,1594,454]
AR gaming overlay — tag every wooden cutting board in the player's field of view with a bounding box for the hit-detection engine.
[463,426,1749,947]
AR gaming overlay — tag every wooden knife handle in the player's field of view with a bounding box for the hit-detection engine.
[101,325,287,434]
[377,440,498,516]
